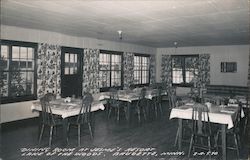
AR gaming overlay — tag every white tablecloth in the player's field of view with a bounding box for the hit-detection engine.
[169,105,244,129]
[96,89,167,103]
[31,99,105,119]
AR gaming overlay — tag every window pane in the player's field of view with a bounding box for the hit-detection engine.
[20,47,27,59]
[1,45,8,59]
[74,54,77,63]
[64,67,70,75]
[70,54,75,63]
[27,72,34,83]
[70,67,74,74]
[65,53,69,63]
[27,48,34,59]
[12,60,19,70]
[12,46,20,59]
[99,71,110,87]
[20,61,27,69]
[27,61,33,69]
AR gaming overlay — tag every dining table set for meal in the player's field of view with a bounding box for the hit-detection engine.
[169,98,245,160]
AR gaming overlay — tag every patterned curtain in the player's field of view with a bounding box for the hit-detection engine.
[82,48,100,94]
[161,55,172,86]
[37,43,61,98]
[150,55,156,84]
[123,52,134,89]
[197,54,210,88]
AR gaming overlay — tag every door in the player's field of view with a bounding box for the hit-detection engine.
[61,47,83,98]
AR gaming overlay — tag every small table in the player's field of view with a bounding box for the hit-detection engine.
[170,104,243,160]
[31,98,105,145]
[98,88,167,122]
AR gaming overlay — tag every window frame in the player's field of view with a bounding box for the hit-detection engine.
[132,53,150,88]
[171,54,199,87]
[99,50,123,92]
[0,40,37,104]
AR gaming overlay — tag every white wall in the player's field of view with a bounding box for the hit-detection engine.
[0,101,39,123]
[0,25,156,123]
[156,45,250,87]
[1,25,156,54]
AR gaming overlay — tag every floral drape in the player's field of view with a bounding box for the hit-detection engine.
[161,55,172,86]
[150,55,156,84]
[82,48,100,94]
[37,43,61,98]
[123,52,134,89]
[197,54,210,88]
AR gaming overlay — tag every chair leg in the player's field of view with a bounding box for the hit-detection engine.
[78,124,81,147]
[243,116,248,135]
[117,107,120,122]
[88,122,93,140]
[124,107,128,121]
[174,127,179,147]
[154,101,158,118]
[234,134,240,159]
[159,103,163,116]
[143,107,147,121]
[137,107,141,123]
[188,134,194,157]
[38,124,45,144]
[208,136,211,159]
[49,126,53,147]
[108,107,112,119]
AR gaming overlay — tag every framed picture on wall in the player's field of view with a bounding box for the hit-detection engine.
[221,62,237,73]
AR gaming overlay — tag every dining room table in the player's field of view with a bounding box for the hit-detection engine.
[169,102,244,160]
[31,95,105,145]
[97,88,168,122]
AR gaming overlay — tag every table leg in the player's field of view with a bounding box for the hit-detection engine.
[127,102,131,123]
[178,119,183,150]
[62,118,68,146]
[221,124,227,160]
[38,112,42,140]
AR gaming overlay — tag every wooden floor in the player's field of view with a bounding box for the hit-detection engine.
[1,102,249,160]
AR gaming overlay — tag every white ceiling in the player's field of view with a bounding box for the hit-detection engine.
[1,0,249,47]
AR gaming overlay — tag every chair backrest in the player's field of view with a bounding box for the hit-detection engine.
[168,87,177,109]
[40,93,56,125]
[191,103,211,135]
[77,92,94,124]
[233,102,242,132]
[109,88,119,107]
[137,87,147,107]
[155,86,163,103]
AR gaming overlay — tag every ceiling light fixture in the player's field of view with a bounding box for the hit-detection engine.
[174,42,178,54]
[117,30,123,40]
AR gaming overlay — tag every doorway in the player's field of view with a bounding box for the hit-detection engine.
[61,47,83,98]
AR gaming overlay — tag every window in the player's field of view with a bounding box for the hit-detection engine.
[64,53,78,75]
[133,54,150,85]
[0,40,37,103]
[172,55,198,86]
[99,50,123,91]
[221,62,237,73]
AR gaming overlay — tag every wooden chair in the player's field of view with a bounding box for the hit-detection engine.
[108,88,127,122]
[215,103,242,159]
[135,87,147,123]
[67,92,94,146]
[153,86,163,118]
[38,93,62,147]
[188,103,214,158]
[168,87,178,109]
